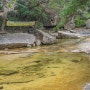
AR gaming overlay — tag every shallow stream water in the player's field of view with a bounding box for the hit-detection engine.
[0,39,90,90]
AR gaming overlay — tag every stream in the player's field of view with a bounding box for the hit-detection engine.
[0,39,90,90]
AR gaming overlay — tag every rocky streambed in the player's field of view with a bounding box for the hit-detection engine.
[0,42,90,90]
[0,29,90,90]
[1,28,90,53]
[57,29,90,53]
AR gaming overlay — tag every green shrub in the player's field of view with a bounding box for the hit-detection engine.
[74,16,85,27]
[36,22,43,29]
[83,11,90,19]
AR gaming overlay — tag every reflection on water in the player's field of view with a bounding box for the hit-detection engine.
[0,39,90,90]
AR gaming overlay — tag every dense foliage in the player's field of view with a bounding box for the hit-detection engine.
[0,0,90,30]
[8,0,43,21]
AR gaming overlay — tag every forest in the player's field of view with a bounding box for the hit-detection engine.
[0,0,90,32]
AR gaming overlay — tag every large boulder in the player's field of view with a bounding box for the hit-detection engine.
[0,33,36,49]
[86,19,90,29]
[29,30,57,44]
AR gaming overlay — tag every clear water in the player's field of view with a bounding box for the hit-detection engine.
[0,39,90,90]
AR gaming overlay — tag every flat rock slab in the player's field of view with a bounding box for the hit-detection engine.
[58,31,84,39]
[0,33,36,49]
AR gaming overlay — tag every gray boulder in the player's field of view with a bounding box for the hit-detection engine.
[0,33,36,49]
[29,30,57,44]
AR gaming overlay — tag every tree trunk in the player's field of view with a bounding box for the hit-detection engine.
[1,12,7,32]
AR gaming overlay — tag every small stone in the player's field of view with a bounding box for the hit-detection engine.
[36,39,41,46]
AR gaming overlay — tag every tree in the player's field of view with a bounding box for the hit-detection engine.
[0,0,16,32]
[12,0,48,21]
[53,0,90,29]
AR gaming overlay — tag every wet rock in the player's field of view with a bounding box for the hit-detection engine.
[58,31,83,39]
[78,42,90,54]
[0,30,56,49]
[70,38,90,53]
[0,33,36,49]
[31,30,57,44]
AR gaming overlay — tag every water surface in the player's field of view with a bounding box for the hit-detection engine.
[0,39,90,90]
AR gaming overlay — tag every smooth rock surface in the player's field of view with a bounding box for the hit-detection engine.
[29,30,57,44]
[0,33,36,49]
[70,37,90,53]
[78,38,90,53]
[0,30,57,49]
[58,31,83,39]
